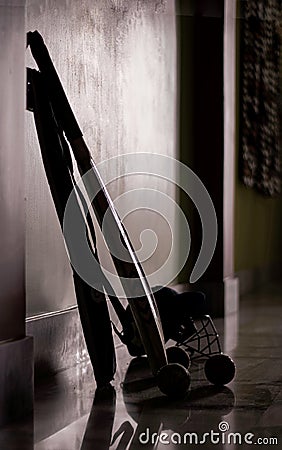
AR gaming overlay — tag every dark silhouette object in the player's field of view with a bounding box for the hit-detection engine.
[26,66,116,387]
[26,30,235,395]
[26,30,190,397]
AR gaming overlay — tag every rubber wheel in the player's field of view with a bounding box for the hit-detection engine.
[204,354,236,386]
[156,363,191,398]
[166,346,191,369]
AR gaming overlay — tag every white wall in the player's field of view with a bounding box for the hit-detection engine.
[26,0,178,316]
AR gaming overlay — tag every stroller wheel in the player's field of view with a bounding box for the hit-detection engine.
[156,363,191,398]
[166,346,191,369]
[204,354,235,386]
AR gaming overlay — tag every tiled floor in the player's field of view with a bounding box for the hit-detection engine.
[1,283,282,449]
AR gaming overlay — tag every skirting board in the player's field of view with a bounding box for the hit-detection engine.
[26,307,89,380]
[26,306,122,380]
[235,262,282,296]
[0,336,33,427]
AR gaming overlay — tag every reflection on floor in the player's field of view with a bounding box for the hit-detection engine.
[1,283,282,449]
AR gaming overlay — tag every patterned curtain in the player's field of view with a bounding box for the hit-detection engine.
[240,0,281,196]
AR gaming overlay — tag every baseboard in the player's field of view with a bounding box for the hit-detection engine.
[235,262,282,296]
[26,307,88,380]
[224,277,239,315]
[26,305,123,381]
[0,336,33,427]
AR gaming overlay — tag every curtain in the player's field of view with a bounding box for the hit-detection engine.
[240,0,281,196]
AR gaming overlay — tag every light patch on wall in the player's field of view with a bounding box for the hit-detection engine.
[25,0,178,316]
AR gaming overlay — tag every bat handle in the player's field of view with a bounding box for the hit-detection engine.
[70,137,92,172]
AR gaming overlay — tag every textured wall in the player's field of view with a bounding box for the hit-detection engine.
[0,1,26,340]
[26,0,177,315]
[234,6,282,273]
